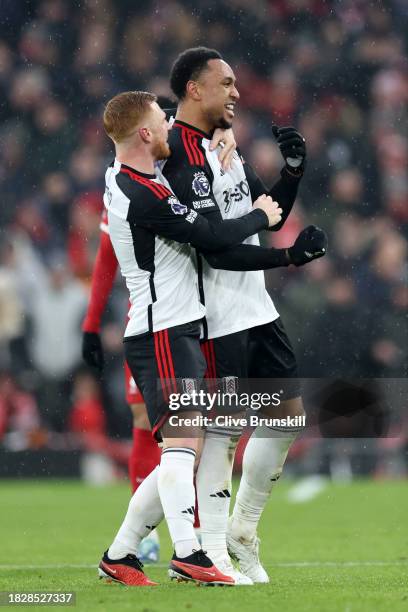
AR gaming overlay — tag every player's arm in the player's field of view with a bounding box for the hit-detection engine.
[82,230,118,333]
[82,225,118,371]
[202,225,327,270]
[209,128,236,170]
[243,161,301,232]
[202,243,289,269]
[242,125,307,231]
[161,156,299,270]
[134,187,327,273]
[125,184,275,252]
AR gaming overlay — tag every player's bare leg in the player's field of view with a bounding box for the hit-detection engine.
[130,401,150,429]
[228,396,305,582]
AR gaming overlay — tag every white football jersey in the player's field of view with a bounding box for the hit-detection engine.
[201,140,279,338]
[104,159,205,337]
[162,120,279,340]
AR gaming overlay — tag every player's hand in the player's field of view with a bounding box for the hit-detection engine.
[210,128,236,171]
[254,194,282,228]
[272,125,306,172]
[288,225,328,266]
[82,331,104,371]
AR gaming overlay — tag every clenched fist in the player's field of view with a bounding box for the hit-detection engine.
[272,125,306,172]
[254,194,282,228]
[288,225,328,266]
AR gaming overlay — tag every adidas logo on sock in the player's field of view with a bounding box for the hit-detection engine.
[210,489,231,498]
[182,506,195,515]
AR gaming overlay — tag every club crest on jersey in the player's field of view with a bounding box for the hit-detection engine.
[168,195,187,215]
[192,171,211,197]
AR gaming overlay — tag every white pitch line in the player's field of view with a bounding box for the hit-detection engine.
[0,561,407,570]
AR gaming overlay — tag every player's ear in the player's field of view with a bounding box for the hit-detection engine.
[186,80,201,101]
[139,126,152,143]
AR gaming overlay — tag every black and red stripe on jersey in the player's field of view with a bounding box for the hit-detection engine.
[121,164,172,199]
[161,118,305,341]
[104,158,268,337]
[176,121,206,167]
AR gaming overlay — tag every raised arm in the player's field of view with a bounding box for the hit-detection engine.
[242,125,307,231]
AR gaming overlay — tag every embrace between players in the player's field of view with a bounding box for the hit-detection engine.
[82,47,327,586]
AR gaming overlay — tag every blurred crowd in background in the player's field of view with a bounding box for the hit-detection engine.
[0,0,406,473]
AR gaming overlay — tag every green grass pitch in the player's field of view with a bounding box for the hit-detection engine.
[0,478,407,611]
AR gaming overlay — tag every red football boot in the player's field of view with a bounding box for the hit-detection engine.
[98,550,158,586]
[168,549,235,586]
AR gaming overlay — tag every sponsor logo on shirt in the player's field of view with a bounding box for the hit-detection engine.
[222,179,250,213]
[192,198,215,209]
[185,210,198,224]
[192,171,211,197]
[168,195,188,215]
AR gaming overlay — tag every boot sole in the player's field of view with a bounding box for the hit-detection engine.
[168,568,234,587]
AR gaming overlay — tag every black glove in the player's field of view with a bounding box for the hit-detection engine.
[272,125,306,172]
[288,225,327,266]
[82,332,104,372]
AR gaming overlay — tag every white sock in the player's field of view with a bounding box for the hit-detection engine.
[196,431,239,561]
[108,466,163,559]
[158,447,200,558]
[230,425,301,543]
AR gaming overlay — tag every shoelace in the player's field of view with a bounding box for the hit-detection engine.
[126,553,144,570]
[191,549,209,563]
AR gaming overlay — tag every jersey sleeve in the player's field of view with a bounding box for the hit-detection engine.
[162,131,227,226]
[161,140,293,266]
[242,157,302,231]
[82,228,119,333]
[117,173,269,252]
[201,243,290,270]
